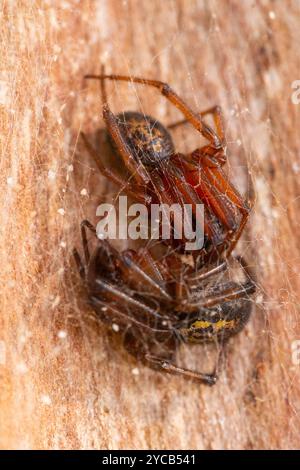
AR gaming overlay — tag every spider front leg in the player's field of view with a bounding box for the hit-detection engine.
[169,105,225,148]
[85,68,151,187]
[84,73,221,148]
[102,104,151,186]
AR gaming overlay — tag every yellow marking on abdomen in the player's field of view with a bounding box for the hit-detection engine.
[192,319,236,331]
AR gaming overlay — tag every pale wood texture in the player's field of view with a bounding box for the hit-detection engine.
[0,0,300,449]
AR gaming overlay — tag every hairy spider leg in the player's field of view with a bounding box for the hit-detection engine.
[175,260,229,301]
[94,278,167,322]
[122,326,220,385]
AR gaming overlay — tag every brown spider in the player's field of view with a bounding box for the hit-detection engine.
[81,71,252,262]
[74,72,256,384]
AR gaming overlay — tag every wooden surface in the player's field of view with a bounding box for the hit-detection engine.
[0,0,300,450]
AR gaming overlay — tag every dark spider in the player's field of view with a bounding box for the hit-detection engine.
[74,72,256,385]
[74,220,255,385]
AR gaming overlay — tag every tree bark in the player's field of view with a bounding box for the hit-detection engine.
[0,0,300,450]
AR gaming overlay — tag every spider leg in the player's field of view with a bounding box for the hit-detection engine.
[78,219,119,268]
[204,165,250,256]
[224,209,249,257]
[166,161,228,246]
[177,281,256,313]
[94,278,172,324]
[187,260,228,283]
[212,168,254,257]
[234,255,257,287]
[77,218,173,305]
[80,131,151,204]
[73,220,97,279]
[144,353,220,385]
[73,248,85,280]
[84,74,221,148]
[178,255,256,313]
[178,276,256,313]
[119,250,172,302]
[168,105,225,144]
[123,329,220,385]
[85,69,151,186]
[80,219,96,264]
[102,104,151,185]
[78,228,173,321]
[90,296,172,334]
[132,248,167,283]
[167,108,250,256]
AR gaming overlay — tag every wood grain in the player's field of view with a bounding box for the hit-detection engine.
[0,0,300,449]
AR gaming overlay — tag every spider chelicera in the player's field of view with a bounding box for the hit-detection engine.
[74,72,256,385]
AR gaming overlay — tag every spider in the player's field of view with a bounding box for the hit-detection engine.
[80,70,252,262]
[73,220,256,385]
[74,72,256,384]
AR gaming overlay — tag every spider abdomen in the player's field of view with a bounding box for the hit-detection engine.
[179,298,253,343]
[112,111,175,167]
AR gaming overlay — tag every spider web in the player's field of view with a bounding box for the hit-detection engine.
[3,0,299,451]
[63,1,300,450]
